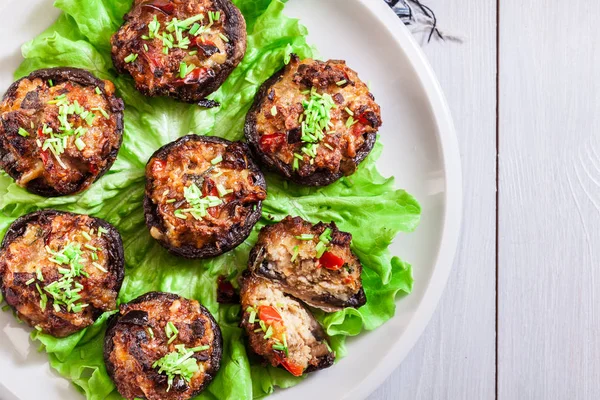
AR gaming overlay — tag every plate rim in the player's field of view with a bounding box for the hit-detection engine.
[344,1,462,399]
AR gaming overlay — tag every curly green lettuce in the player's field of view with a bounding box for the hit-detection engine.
[0,0,421,399]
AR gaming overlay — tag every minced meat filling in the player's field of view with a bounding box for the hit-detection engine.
[252,216,363,308]
[112,0,234,96]
[240,275,332,375]
[146,138,266,248]
[0,77,121,192]
[0,213,119,337]
[254,56,382,177]
[107,293,220,400]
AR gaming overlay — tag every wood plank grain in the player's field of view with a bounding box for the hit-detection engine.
[498,1,600,398]
[369,1,497,398]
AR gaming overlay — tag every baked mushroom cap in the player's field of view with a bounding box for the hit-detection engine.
[0,210,124,337]
[104,292,222,400]
[0,67,124,197]
[111,0,247,103]
[240,273,335,376]
[144,134,266,258]
[245,55,382,186]
[248,215,366,312]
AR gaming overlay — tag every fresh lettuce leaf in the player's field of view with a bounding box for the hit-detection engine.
[0,0,421,398]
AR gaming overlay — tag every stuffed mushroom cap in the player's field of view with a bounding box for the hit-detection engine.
[245,55,382,186]
[240,273,335,376]
[144,135,266,258]
[0,67,124,196]
[248,215,366,312]
[104,292,222,400]
[111,0,247,103]
[0,210,124,337]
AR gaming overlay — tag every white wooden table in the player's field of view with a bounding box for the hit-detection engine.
[369,1,600,398]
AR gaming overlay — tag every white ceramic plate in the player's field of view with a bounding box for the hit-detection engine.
[0,0,461,399]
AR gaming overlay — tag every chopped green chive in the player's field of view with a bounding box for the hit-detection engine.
[42,242,90,313]
[291,245,299,262]
[152,345,200,392]
[336,79,347,86]
[93,107,110,119]
[92,262,107,273]
[189,23,201,35]
[124,53,138,63]
[75,137,86,151]
[81,231,92,241]
[344,107,354,116]
[166,198,177,203]
[147,327,154,339]
[84,244,97,251]
[91,252,98,261]
[166,321,179,344]
[17,128,29,137]
[298,88,336,161]
[292,157,299,171]
[95,87,101,95]
[143,43,149,52]
[323,143,334,151]
[295,234,314,241]
[270,106,277,116]
[346,116,356,128]
[263,325,273,339]
[36,268,43,282]
[25,278,35,285]
[216,183,233,197]
[189,345,210,352]
[249,310,257,324]
[218,33,229,42]
[48,79,54,87]
[319,228,332,244]
[179,62,196,78]
[97,226,108,237]
[211,155,223,165]
[315,241,327,258]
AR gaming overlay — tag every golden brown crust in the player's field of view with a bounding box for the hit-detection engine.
[239,273,334,375]
[0,68,124,196]
[248,216,366,312]
[104,292,222,400]
[144,135,266,258]
[111,0,246,102]
[0,210,124,337]
[245,56,381,186]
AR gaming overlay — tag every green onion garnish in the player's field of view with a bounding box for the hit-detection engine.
[270,106,277,116]
[295,234,314,241]
[166,321,179,344]
[124,53,138,63]
[336,79,347,86]
[95,87,101,95]
[25,278,35,285]
[291,245,299,262]
[81,231,91,241]
[48,79,54,87]
[211,155,223,165]
[263,325,273,339]
[17,128,29,137]
[218,33,229,42]
[75,137,86,151]
[152,345,200,392]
